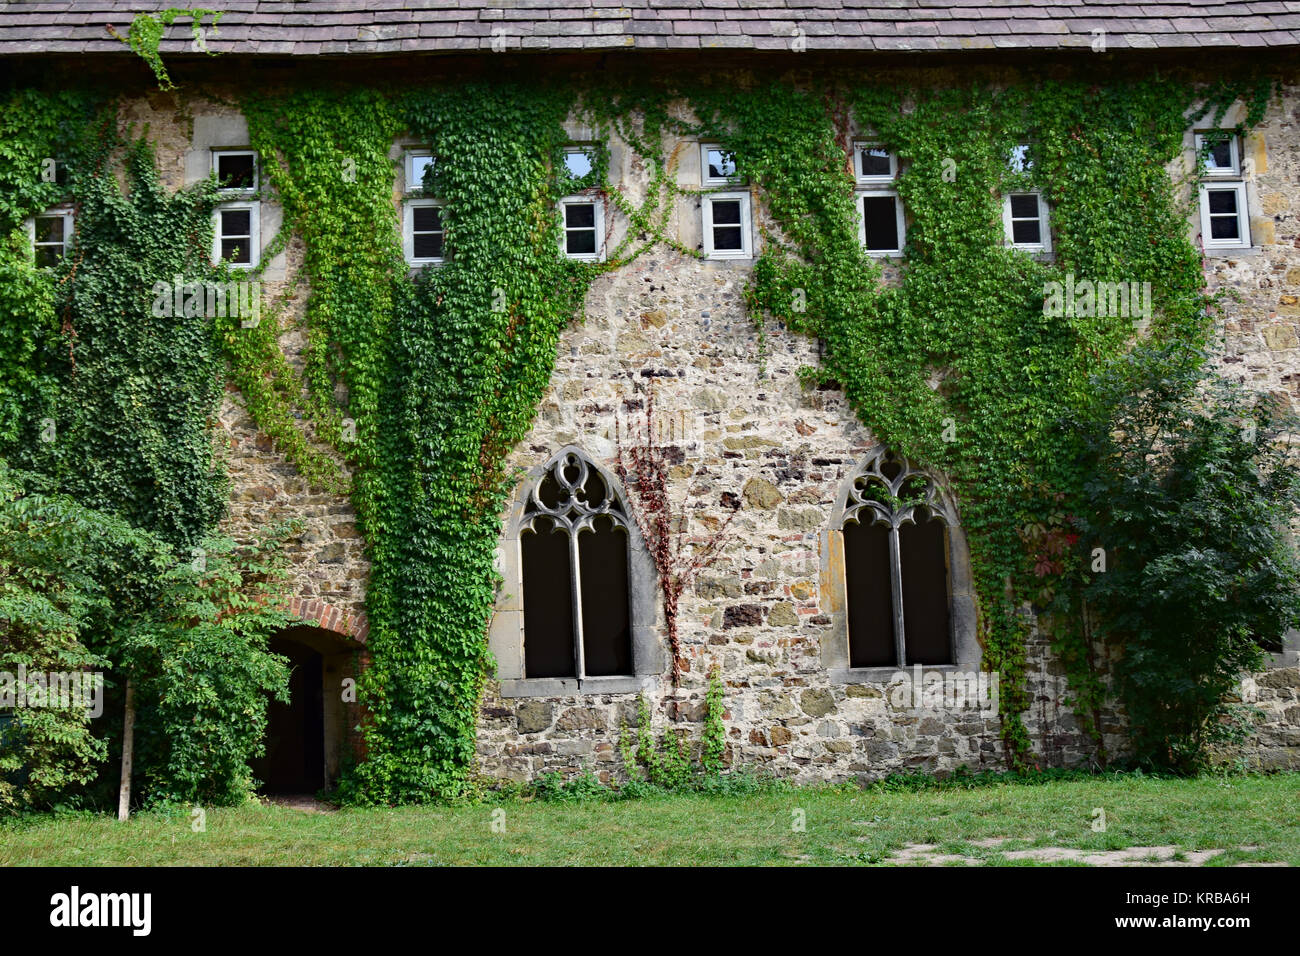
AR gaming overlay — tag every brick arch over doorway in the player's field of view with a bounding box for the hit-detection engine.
[254,598,370,794]
[287,596,369,645]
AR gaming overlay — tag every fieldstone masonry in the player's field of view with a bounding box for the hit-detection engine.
[128,80,1298,786]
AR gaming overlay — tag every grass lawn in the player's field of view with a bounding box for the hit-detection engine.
[2,773,1296,866]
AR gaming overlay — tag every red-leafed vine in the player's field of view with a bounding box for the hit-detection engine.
[616,385,736,685]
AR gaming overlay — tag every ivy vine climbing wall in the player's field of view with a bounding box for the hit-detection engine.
[2,69,1276,803]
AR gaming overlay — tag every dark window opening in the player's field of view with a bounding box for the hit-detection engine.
[521,453,634,681]
[579,516,632,676]
[711,199,743,251]
[862,195,900,251]
[899,518,951,664]
[412,205,444,259]
[522,517,575,678]
[216,152,256,190]
[859,147,892,178]
[564,203,598,256]
[840,451,956,668]
[844,519,894,667]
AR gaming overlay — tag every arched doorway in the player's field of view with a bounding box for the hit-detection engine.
[251,622,360,795]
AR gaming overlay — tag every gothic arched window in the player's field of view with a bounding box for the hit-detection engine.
[826,447,977,671]
[519,450,634,679]
[491,447,663,696]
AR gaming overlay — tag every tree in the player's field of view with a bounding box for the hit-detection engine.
[1071,343,1300,772]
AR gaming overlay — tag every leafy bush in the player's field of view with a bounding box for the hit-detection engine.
[0,466,295,811]
[1072,344,1300,772]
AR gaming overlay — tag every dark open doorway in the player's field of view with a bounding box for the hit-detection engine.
[252,635,325,794]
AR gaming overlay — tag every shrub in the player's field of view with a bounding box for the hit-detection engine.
[1072,344,1300,772]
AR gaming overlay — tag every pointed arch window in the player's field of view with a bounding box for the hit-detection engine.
[840,449,958,667]
[520,450,634,680]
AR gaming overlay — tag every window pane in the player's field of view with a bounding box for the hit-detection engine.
[1011,218,1041,244]
[35,216,63,243]
[1009,193,1039,218]
[579,516,632,677]
[413,232,444,259]
[1009,144,1032,172]
[221,209,252,235]
[35,245,62,268]
[216,153,255,189]
[522,519,576,679]
[1207,190,1238,215]
[899,517,951,665]
[410,155,433,189]
[220,239,251,264]
[712,226,743,251]
[566,229,596,255]
[707,148,736,180]
[711,199,741,225]
[1209,215,1240,240]
[844,519,895,667]
[565,150,593,178]
[860,147,892,178]
[1207,139,1232,170]
[565,203,595,229]
[862,195,899,251]
[413,206,441,232]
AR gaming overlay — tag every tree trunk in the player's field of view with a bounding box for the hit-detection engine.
[117,677,135,822]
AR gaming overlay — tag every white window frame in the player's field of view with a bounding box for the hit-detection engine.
[1194,133,1240,178]
[700,143,739,187]
[212,201,260,269]
[1198,181,1250,250]
[403,198,445,266]
[702,190,753,260]
[563,146,596,180]
[26,207,74,267]
[854,141,898,185]
[1002,191,1051,254]
[210,149,258,195]
[405,149,434,194]
[855,188,906,257]
[558,195,604,262]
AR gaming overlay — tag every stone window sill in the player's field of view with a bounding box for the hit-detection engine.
[829,664,965,684]
[1203,246,1262,258]
[498,675,646,698]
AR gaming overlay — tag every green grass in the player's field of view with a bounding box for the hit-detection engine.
[1,773,1296,866]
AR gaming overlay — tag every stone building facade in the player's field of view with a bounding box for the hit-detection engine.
[4,2,1299,788]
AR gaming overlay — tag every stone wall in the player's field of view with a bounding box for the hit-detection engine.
[115,73,1300,788]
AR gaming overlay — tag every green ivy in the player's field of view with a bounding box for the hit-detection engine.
[0,91,294,810]
[691,77,1275,765]
[110,8,223,91]
[3,72,1281,806]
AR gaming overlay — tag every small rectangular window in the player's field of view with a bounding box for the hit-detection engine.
[701,143,738,186]
[703,191,752,259]
[854,142,897,184]
[28,209,73,268]
[212,202,259,268]
[1199,182,1250,249]
[559,196,603,261]
[212,150,258,193]
[1008,143,1034,174]
[857,189,905,256]
[403,199,445,265]
[564,146,595,180]
[405,149,434,194]
[1195,133,1240,177]
[1002,191,1051,254]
